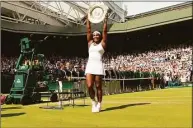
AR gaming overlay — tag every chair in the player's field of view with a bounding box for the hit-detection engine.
[60,71,86,107]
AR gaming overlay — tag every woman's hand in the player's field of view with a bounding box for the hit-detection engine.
[105,12,108,20]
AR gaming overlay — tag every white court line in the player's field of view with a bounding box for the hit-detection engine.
[110,96,192,99]
[102,100,192,104]
[32,100,191,107]
[93,100,191,105]
[30,96,192,107]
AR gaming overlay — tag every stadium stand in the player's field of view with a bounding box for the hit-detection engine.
[1,2,193,94]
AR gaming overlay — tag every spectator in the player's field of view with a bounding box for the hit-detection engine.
[1,44,192,84]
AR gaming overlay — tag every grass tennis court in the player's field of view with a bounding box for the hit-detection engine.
[1,87,192,128]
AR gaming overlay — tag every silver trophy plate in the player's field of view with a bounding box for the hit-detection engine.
[88,4,108,24]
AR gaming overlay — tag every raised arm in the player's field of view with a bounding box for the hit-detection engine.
[86,15,92,44]
[101,14,108,49]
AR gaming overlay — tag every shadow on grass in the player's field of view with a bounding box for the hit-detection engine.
[1,112,25,117]
[70,104,90,107]
[101,103,151,112]
[1,106,22,111]
[38,99,70,104]
[39,104,89,109]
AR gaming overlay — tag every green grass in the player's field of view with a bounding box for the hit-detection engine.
[1,87,192,128]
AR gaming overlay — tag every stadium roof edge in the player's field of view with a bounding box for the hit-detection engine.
[125,1,192,20]
[1,2,192,36]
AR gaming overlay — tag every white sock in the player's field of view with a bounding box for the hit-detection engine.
[97,102,101,108]
[91,99,97,105]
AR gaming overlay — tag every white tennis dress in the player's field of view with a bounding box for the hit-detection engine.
[85,42,105,75]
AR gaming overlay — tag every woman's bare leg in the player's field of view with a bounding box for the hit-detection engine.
[95,75,103,111]
[86,73,99,112]
[86,74,95,100]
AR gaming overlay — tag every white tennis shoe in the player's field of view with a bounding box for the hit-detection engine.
[96,102,101,112]
[91,100,98,113]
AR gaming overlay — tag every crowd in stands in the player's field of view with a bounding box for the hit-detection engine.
[1,55,17,74]
[104,45,192,82]
[1,45,193,85]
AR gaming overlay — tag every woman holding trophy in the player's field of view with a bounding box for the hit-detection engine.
[85,4,108,113]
